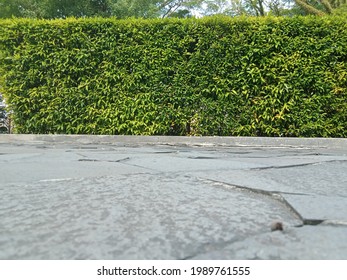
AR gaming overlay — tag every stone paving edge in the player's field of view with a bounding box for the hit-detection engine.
[0,134,347,149]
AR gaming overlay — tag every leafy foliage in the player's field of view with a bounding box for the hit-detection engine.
[0,16,346,136]
[0,0,203,18]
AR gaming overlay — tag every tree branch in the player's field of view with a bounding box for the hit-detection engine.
[321,0,334,13]
[295,0,327,15]
[161,0,184,18]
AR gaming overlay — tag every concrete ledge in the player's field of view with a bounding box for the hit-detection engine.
[0,134,346,149]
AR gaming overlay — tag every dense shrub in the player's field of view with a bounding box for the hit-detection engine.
[0,16,346,136]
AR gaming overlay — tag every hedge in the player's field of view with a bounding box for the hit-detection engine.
[0,16,346,136]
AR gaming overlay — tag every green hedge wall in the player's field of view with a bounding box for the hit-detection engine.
[0,16,346,136]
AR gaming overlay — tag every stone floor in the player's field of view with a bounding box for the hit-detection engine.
[0,135,346,259]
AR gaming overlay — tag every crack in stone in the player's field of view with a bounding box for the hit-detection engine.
[78,158,99,162]
[298,219,325,226]
[250,159,347,171]
[153,151,179,154]
[199,178,310,224]
[78,157,130,163]
[73,146,99,150]
[251,162,320,170]
[182,177,347,260]
[200,178,347,230]
[188,156,220,159]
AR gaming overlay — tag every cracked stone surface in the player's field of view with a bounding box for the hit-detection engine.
[0,138,347,259]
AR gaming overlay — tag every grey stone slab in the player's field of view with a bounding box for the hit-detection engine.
[228,154,347,169]
[194,160,347,197]
[282,194,347,222]
[0,157,153,184]
[190,225,347,260]
[122,155,261,173]
[0,174,301,259]
[192,162,347,222]
[0,146,156,184]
